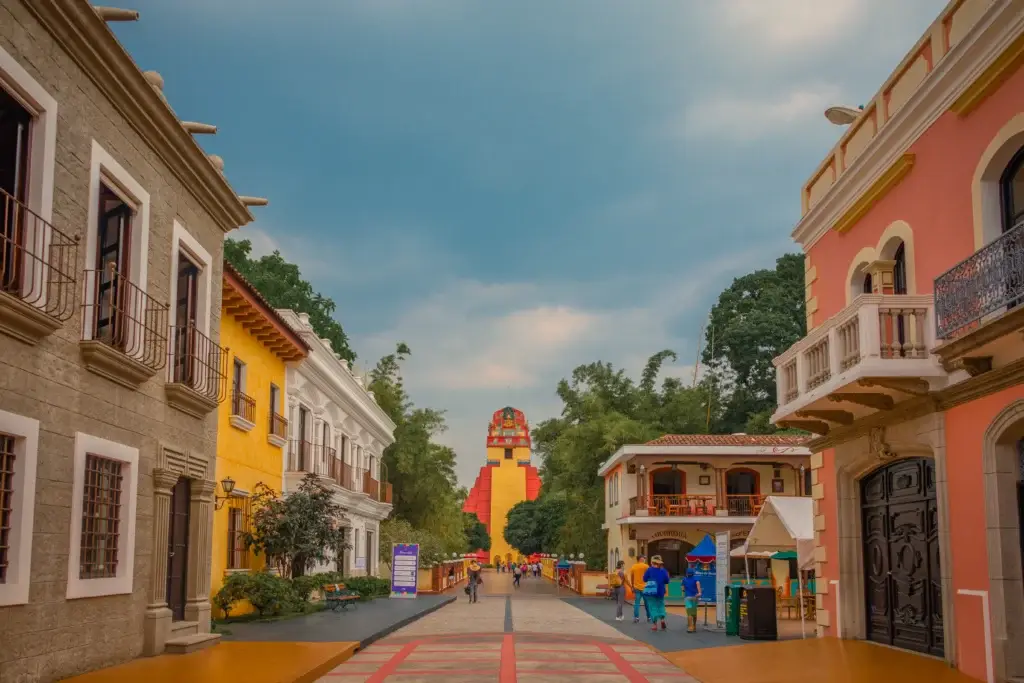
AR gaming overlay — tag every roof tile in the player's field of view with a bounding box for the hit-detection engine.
[645,434,810,447]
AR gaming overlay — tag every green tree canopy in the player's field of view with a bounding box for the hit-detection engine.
[503,496,568,556]
[463,513,491,553]
[224,238,355,362]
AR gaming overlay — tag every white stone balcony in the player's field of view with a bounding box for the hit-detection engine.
[771,294,947,435]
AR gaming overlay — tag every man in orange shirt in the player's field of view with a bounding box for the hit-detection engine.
[628,554,651,623]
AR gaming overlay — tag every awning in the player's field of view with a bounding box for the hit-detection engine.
[729,544,773,558]
[743,496,815,570]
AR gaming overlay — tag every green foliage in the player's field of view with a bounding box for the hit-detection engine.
[702,253,806,433]
[379,517,461,569]
[340,576,391,599]
[503,497,567,556]
[244,571,292,616]
[213,572,250,619]
[224,238,355,362]
[369,344,468,553]
[289,574,321,604]
[463,513,491,552]
[243,476,350,578]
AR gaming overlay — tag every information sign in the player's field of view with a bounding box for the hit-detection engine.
[715,531,730,627]
[390,543,419,599]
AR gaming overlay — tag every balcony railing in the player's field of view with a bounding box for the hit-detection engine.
[775,293,934,407]
[934,220,1024,340]
[82,266,168,371]
[338,461,355,490]
[269,412,288,439]
[363,471,380,500]
[287,441,338,478]
[628,493,776,517]
[168,324,228,403]
[0,187,78,323]
[231,390,255,423]
[383,482,393,504]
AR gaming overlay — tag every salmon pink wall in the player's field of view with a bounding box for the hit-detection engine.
[816,448,840,637]
[944,384,1024,681]
[807,63,1024,322]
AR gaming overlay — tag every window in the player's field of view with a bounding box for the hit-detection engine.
[270,384,280,414]
[0,87,31,292]
[1002,147,1024,233]
[0,434,15,583]
[804,468,812,495]
[167,220,212,338]
[863,273,873,294]
[227,499,251,570]
[365,529,374,574]
[67,433,139,599]
[93,183,133,345]
[79,454,123,580]
[232,359,244,394]
[504,448,513,460]
[0,411,38,606]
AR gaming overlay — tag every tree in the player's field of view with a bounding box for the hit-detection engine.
[702,253,806,433]
[503,497,568,556]
[243,475,350,578]
[224,238,355,362]
[463,513,491,553]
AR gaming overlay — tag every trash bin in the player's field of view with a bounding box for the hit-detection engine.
[738,586,777,641]
[724,585,742,636]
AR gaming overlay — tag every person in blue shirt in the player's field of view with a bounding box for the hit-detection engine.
[641,555,671,631]
[681,568,703,633]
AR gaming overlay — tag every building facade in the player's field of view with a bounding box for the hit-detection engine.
[770,0,1024,680]
[0,1,263,679]
[278,310,394,577]
[209,263,308,617]
[599,434,811,579]
[462,407,542,563]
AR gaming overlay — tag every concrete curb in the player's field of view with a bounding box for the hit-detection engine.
[358,595,457,649]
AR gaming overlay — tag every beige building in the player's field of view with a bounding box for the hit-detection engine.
[0,1,263,680]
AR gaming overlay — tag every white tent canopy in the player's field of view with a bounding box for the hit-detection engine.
[740,496,815,570]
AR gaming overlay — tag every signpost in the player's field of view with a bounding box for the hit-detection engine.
[715,531,730,629]
[390,543,419,599]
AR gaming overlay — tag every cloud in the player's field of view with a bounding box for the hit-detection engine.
[712,0,871,52]
[672,83,844,143]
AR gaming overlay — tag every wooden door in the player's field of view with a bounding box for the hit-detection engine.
[861,457,943,656]
[166,477,190,621]
[0,88,31,293]
[94,186,132,344]
[173,254,199,384]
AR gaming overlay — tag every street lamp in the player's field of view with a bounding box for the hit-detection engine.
[214,476,236,510]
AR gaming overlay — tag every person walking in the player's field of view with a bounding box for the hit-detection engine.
[628,555,651,623]
[610,560,627,621]
[513,562,522,588]
[681,568,702,633]
[642,555,671,632]
[467,560,483,603]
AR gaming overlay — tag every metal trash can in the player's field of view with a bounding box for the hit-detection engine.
[738,586,778,641]
[724,585,742,636]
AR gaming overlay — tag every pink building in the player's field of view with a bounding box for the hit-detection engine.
[771,1,1024,681]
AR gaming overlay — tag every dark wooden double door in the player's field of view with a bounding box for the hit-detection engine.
[166,477,190,621]
[861,457,944,656]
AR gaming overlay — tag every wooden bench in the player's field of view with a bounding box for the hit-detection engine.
[322,583,360,611]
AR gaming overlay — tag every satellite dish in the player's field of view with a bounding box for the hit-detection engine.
[825,106,863,125]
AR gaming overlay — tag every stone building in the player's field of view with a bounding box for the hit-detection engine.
[0,1,263,679]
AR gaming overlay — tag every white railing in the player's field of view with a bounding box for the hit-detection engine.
[775,294,935,407]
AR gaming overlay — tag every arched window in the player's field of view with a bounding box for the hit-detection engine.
[863,273,873,294]
[1001,147,1024,233]
[893,242,907,295]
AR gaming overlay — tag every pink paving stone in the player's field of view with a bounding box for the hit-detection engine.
[517,660,620,672]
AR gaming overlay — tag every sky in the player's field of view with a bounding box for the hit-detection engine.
[114,0,945,487]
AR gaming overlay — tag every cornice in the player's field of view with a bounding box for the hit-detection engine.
[792,0,1023,251]
[291,361,395,446]
[950,29,1024,116]
[831,155,915,235]
[25,0,253,233]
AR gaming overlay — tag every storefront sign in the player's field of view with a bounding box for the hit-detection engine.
[650,529,690,540]
[390,544,419,599]
[715,531,730,624]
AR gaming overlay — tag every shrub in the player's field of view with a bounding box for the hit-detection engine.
[214,572,251,619]
[289,574,321,604]
[245,570,292,616]
[343,576,391,599]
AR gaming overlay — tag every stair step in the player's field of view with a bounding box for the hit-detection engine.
[164,633,221,655]
[169,620,199,636]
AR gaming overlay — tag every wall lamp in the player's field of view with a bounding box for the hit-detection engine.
[214,476,236,510]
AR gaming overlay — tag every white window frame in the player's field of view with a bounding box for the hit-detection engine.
[82,141,151,341]
[0,410,39,606]
[167,219,213,338]
[66,433,140,600]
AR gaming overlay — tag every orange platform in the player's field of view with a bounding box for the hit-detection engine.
[664,637,981,683]
[61,641,358,683]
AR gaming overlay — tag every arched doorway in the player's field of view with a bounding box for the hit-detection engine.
[861,457,943,656]
[647,539,693,577]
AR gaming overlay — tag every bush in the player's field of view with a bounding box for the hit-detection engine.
[214,572,250,619]
[245,570,292,616]
[289,574,321,604]
[342,576,391,599]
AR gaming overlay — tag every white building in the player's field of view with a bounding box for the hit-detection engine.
[278,310,395,576]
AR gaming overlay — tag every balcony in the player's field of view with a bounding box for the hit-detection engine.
[287,440,337,479]
[166,325,228,418]
[268,412,287,447]
[230,391,256,431]
[771,293,946,436]
[80,266,168,389]
[363,471,380,500]
[627,494,771,518]
[0,188,79,344]
[338,461,355,490]
[932,221,1024,374]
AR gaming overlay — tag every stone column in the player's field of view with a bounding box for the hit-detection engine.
[143,467,180,656]
[867,260,896,295]
[184,478,217,631]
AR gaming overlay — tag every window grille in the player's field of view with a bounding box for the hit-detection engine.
[80,454,123,579]
[0,434,15,583]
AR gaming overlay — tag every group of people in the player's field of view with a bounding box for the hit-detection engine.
[607,554,703,633]
[496,559,541,587]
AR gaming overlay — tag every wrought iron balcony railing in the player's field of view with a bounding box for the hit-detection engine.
[628,493,780,517]
[168,324,228,403]
[231,390,255,423]
[0,187,78,323]
[82,265,168,371]
[934,219,1024,340]
[287,441,337,479]
[269,412,288,439]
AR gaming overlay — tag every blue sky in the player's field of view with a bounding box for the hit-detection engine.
[115,0,944,486]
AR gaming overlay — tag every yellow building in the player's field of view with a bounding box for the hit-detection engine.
[210,262,309,616]
[462,407,541,563]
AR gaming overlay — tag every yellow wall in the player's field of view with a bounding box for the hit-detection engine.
[210,312,289,617]
[485,445,529,561]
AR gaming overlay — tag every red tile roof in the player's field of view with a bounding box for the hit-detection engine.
[645,434,810,447]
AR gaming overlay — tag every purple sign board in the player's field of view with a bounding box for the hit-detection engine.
[390,543,419,599]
